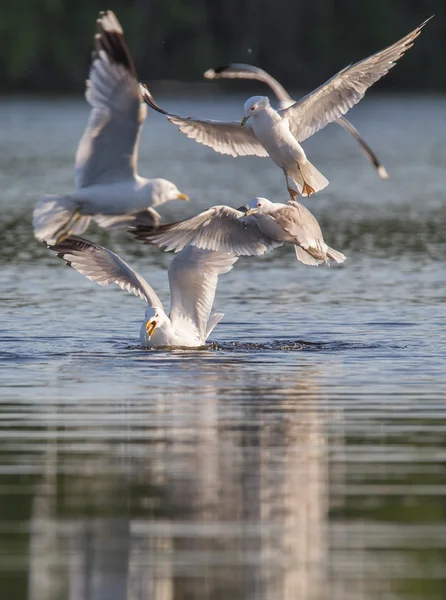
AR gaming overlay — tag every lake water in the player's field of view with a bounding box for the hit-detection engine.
[0,94,445,599]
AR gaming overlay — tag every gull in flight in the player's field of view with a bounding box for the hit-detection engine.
[131,197,346,266]
[33,11,189,245]
[46,236,237,348]
[140,19,429,200]
[204,63,388,180]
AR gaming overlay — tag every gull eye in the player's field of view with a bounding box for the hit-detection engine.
[257,202,261,207]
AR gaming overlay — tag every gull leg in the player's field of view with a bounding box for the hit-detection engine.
[288,187,299,201]
[297,164,315,197]
[283,170,300,201]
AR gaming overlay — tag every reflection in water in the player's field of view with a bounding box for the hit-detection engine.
[26,368,333,600]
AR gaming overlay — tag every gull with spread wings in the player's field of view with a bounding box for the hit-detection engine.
[204,63,388,180]
[140,19,429,199]
[33,11,189,245]
[46,236,237,348]
[131,197,346,267]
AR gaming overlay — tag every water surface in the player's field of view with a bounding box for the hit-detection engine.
[0,95,445,599]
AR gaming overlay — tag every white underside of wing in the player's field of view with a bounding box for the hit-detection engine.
[168,246,238,341]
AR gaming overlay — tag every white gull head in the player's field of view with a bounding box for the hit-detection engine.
[140,306,171,347]
[245,196,275,216]
[241,96,271,126]
[144,178,189,207]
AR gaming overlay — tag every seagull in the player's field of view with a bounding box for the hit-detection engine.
[131,197,346,266]
[33,10,189,246]
[140,19,429,200]
[204,63,389,180]
[46,236,237,348]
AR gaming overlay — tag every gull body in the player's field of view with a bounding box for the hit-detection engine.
[69,177,181,216]
[140,19,428,199]
[131,197,346,267]
[33,11,188,245]
[46,236,237,348]
[140,307,201,348]
[245,199,298,241]
[244,197,345,265]
[242,96,315,196]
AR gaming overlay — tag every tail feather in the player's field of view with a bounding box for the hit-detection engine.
[205,312,224,340]
[288,161,329,197]
[326,246,347,264]
[294,245,323,266]
[33,194,86,244]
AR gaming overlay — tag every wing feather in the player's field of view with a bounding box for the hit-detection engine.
[46,235,163,309]
[130,205,282,256]
[281,19,430,142]
[140,85,268,158]
[168,246,237,340]
[204,63,294,109]
[75,11,146,189]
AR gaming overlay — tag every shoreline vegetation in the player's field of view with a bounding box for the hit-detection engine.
[0,2,443,92]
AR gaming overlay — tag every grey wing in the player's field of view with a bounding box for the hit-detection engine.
[275,203,327,250]
[130,205,282,255]
[280,202,346,265]
[75,11,146,189]
[335,117,389,180]
[281,19,429,142]
[203,63,294,109]
[46,235,163,308]
[140,84,268,158]
[278,203,323,238]
[168,246,238,340]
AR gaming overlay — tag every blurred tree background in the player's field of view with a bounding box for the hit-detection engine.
[0,0,444,92]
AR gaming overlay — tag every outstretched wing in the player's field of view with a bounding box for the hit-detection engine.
[168,246,237,340]
[140,85,268,158]
[75,11,146,189]
[204,63,294,109]
[281,19,430,142]
[130,205,282,255]
[46,235,163,308]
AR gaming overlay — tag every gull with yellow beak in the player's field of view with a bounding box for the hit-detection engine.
[33,10,189,245]
[140,19,428,200]
[46,236,237,348]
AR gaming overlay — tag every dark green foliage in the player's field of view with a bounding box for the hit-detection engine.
[0,0,444,91]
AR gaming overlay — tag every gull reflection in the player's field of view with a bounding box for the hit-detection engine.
[27,363,339,600]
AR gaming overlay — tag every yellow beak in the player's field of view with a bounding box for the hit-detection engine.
[145,321,157,338]
[177,193,189,201]
[241,115,250,127]
[245,208,256,216]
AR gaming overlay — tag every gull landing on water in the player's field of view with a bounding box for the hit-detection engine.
[140,18,430,200]
[131,197,346,267]
[204,63,389,181]
[33,11,189,246]
[46,236,237,348]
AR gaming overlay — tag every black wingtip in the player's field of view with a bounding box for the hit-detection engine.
[213,65,229,75]
[95,12,137,77]
[139,84,169,115]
